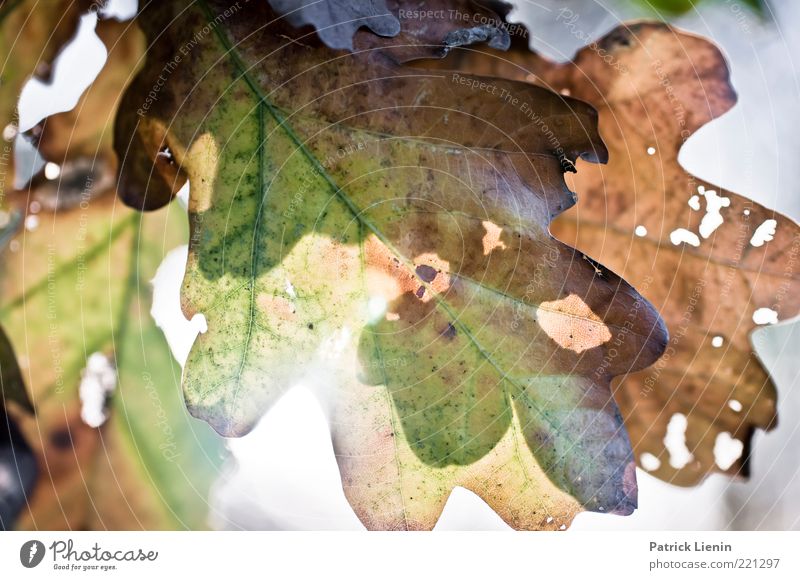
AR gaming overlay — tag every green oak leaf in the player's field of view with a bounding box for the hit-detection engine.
[115,0,668,530]
[0,166,225,529]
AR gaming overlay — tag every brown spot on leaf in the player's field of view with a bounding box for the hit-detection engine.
[415,264,438,283]
[257,293,295,320]
[441,323,457,339]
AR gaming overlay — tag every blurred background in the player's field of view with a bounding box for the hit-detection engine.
[11,0,800,530]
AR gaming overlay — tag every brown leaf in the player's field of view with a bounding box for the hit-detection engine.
[0,0,96,146]
[26,17,146,168]
[425,21,800,485]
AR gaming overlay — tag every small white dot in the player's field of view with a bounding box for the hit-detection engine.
[2,123,17,141]
[29,200,41,214]
[743,209,751,216]
[728,400,743,412]
[635,225,648,237]
[44,162,61,180]
[24,215,39,231]
[711,336,724,348]
[647,146,656,155]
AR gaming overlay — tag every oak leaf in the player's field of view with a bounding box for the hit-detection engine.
[0,0,93,133]
[1,4,224,529]
[25,16,146,169]
[1,173,225,529]
[115,0,668,529]
[427,21,800,485]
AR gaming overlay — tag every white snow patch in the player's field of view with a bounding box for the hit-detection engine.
[713,432,744,470]
[752,307,779,325]
[664,413,694,469]
[750,219,777,247]
[79,352,117,428]
[670,228,701,247]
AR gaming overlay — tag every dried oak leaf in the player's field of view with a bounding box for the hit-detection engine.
[0,0,125,193]
[25,17,146,168]
[115,0,667,530]
[0,0,96,137]
[427,22,800,485]
[1,171,225,530]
